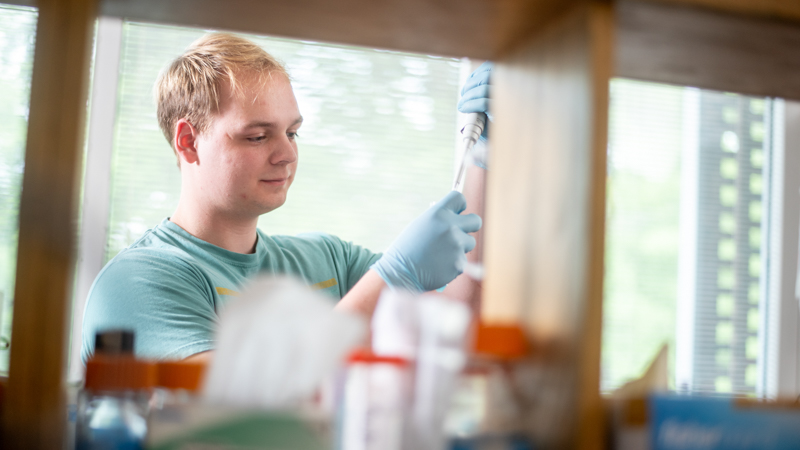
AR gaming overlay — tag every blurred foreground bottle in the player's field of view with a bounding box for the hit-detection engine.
[152,360,206,407]
[337,349,412,450]
[445,322,534,450]
[76,330,156,450]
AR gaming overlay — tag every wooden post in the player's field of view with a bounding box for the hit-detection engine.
[482,2,612,448]
[2,0,97,448]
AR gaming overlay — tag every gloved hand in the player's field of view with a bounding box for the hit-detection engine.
[457,61,492,141]
[457,61,492,169]
[372,191,482,293]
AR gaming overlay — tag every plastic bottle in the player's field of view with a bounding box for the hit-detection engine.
[337,349,411,450]
[76,330,156,450]
[153,360,206,406]
[445,322,534,450]
[146,359,207,446]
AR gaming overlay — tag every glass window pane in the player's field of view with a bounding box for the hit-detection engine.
[0,4,37,374]
[603,79,775,396]
[603,79,683,392]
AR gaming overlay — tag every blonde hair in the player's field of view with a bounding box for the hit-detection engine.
[155,33,289,160]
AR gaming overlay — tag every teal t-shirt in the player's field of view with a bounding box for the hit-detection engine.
[81,218,381,361]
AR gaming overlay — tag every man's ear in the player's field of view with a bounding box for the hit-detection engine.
[174,119,200,165]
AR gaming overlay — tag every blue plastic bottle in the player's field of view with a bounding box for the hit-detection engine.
[76,330,155,450]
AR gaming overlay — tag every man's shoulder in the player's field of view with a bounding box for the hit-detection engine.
[266,231,339,246]
[110,244,190,265]
[110,219,207,263]
[258,230,380,268]
[127,219,189,251]
[97,245,199,285]
[260,231,356,256]
[99,224,203,281]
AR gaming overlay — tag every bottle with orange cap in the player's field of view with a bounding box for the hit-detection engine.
[444,322,535,450]
[144,359,208,447]
[152,359,206,406]
[76,330,156,450]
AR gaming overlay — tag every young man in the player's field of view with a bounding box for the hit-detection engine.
[81,34,490,362]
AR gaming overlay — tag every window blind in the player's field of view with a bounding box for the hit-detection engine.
[603,78,777,396]
[688,92,770,394]
[106,22,462,263]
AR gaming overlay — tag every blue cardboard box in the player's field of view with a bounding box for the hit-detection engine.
[650,394,800,450]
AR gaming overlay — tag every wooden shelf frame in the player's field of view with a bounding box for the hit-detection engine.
[4,0,800,448]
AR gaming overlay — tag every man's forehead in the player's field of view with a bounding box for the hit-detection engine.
[216,71,297,118]
[220,69,291,100]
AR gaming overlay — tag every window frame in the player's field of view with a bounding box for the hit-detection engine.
[69,15,122,381]
[763,100,800,398]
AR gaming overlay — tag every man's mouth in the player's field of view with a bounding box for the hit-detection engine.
[260,177,289,186]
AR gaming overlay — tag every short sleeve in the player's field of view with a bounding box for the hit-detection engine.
[81,248,217,362]
[332,235,382,292]
[286,232,381,296]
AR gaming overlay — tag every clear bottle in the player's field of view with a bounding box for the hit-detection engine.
[445,322,534,450]
[76,330,156,450]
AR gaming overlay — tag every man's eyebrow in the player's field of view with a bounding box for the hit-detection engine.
[243,116,304,130]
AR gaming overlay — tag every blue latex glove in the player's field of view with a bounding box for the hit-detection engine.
[457,61,492,141]
[372,191,482,293]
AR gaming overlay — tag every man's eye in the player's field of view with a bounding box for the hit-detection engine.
[247,136,266,143]
[288,132,299,140]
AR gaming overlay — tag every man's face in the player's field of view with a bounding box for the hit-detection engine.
[192,72,302,219]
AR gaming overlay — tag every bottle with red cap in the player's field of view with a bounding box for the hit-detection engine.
[76,330,156,450]
[337,348,412,450]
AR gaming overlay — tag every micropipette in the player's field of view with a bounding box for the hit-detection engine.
[451,112,487,280]
[452,112,486,192]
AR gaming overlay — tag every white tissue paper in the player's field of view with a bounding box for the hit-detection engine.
[202,275,366,409]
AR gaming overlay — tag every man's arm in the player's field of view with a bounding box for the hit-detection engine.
[184,350,212,363]
[83,249,217,362]
[338,179,485,318]
[185,271,385,363]
[335,269,387,318]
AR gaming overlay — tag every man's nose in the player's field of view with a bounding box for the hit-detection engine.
[270,135,298,165]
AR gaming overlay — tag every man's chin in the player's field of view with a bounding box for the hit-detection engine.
[254,198,287,216]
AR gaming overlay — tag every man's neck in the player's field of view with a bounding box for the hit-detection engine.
[170,202,259,254]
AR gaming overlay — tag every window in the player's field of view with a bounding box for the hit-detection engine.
[105,23,462,262]
[603,79,781,396]
[0,4,37,374]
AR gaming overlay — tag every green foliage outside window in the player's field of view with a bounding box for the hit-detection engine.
[603,79,683,391]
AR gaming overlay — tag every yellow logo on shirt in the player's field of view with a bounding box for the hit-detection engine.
[215,287,240,296]
[215,278,337,296]
[310,278,337,290]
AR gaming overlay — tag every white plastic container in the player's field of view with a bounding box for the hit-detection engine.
[338,350,411,450]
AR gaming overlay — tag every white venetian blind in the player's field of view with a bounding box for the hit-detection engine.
[603,78,776,396]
